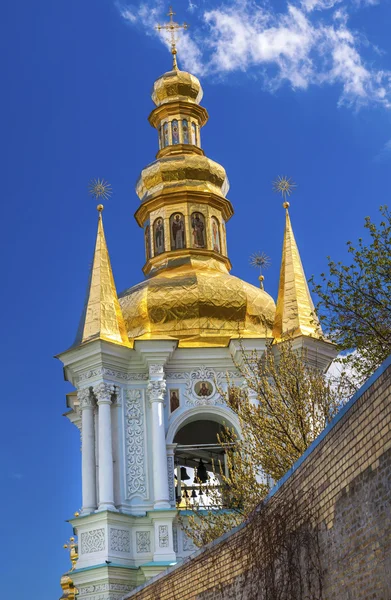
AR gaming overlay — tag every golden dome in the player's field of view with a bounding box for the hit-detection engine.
[152,69,203,107]
[136,153,229,203]
[119,257,276,347]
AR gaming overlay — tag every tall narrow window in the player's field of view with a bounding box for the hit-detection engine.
[211,217,221,253]
[182,119,189,144]
[191,122,197,145]
[158,126,162,149]
[153,218,165,255]
[145,225,151,261]
[163,122,169,147]
[191,212,206,248]
[171,120,179,145]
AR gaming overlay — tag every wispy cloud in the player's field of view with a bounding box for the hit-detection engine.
[118,0,391,109]
[10,473,23,480]
[374,139,391,162]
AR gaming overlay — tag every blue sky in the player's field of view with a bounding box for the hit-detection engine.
[1,0,390,597]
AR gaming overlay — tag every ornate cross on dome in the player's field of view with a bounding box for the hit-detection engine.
[156,6,188,70]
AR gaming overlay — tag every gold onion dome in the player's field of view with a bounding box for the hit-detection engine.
[151,69,203,107]
[119,257,276,347]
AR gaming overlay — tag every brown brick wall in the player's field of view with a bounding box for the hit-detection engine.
[127,363,391,600]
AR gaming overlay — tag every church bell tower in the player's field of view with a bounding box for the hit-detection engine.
[57,9,336,599]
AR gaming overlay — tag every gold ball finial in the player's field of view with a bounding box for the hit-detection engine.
[283,201,290,209]
[97,204,104,212]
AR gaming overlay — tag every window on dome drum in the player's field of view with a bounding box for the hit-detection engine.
[170,213,186,250]
[171,120,179,145]
[182,119,189,144]
[191,122,197,145]
[153,218,165,255]
[163,122,169,147]
[158,125,162,149]
[145,225,151,261]
[211,217,221,253]
[191,212,206,249]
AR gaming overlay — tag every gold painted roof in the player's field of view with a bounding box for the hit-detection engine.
[73,212,130,348]
[119,256,276,347]
[136,153,229,203]
[151,69,203,106]
[273,208,322,341]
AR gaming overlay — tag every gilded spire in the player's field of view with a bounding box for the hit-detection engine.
[273,202,322,341]
[73,207,130,348]
[156,6,188,70]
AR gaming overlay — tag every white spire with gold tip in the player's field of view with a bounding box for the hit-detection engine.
[73,195,130,348]
[273,197,323,342]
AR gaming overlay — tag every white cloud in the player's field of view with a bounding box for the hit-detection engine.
[374,139,391,162]
[118,0,391,109]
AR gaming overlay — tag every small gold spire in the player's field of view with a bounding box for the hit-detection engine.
[273,202,322,341]
[73,204,130,348]
[156,6,188,70]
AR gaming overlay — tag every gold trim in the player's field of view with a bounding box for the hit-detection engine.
[149,102,208,128]
[142,248,232,276]
[134,190,234,226]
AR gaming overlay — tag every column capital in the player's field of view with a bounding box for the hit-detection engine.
[93,381,116,405]
[148,379,166,403]
[77,387,95,410]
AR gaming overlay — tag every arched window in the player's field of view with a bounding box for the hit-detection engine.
[158,125,162,149]
[145,225,151,261]
[171,120,179,145]
[191,212,206,248]
[153,217,165,255]
[163,122,169,147]
[170,213,186,250]
[211,217,221,253]
[182,119,189,144]
[191,122,197,145]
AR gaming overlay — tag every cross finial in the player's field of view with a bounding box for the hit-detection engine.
[156,6,188,70]
[63,537,78,572]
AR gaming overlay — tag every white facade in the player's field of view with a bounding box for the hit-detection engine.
[60,338,268,598]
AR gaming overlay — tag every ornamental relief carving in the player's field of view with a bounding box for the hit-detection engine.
[185,366,225,407]
[77,387,94,410]
[78,368,148,383]
[80,528,105,554]
[93,381,116,404]
[166,367,241,408]
[136,531,151,553]
[125,389,148,500]
[79,583,133,596]
[147,379,166,403]
[109,528,131,553]
[159,525,169,548]
[167,455,175,502]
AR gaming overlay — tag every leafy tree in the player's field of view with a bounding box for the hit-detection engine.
[311,205,391,382]
[185,341,345,546]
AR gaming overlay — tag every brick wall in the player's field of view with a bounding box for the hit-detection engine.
[126,358,391,600]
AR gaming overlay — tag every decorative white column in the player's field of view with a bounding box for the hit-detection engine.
[78,387,97,513]
[147,365,170,509]
[94,382,116,511]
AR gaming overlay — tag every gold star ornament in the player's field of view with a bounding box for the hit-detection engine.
[89,178,112,202]
[272,176,296,206]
